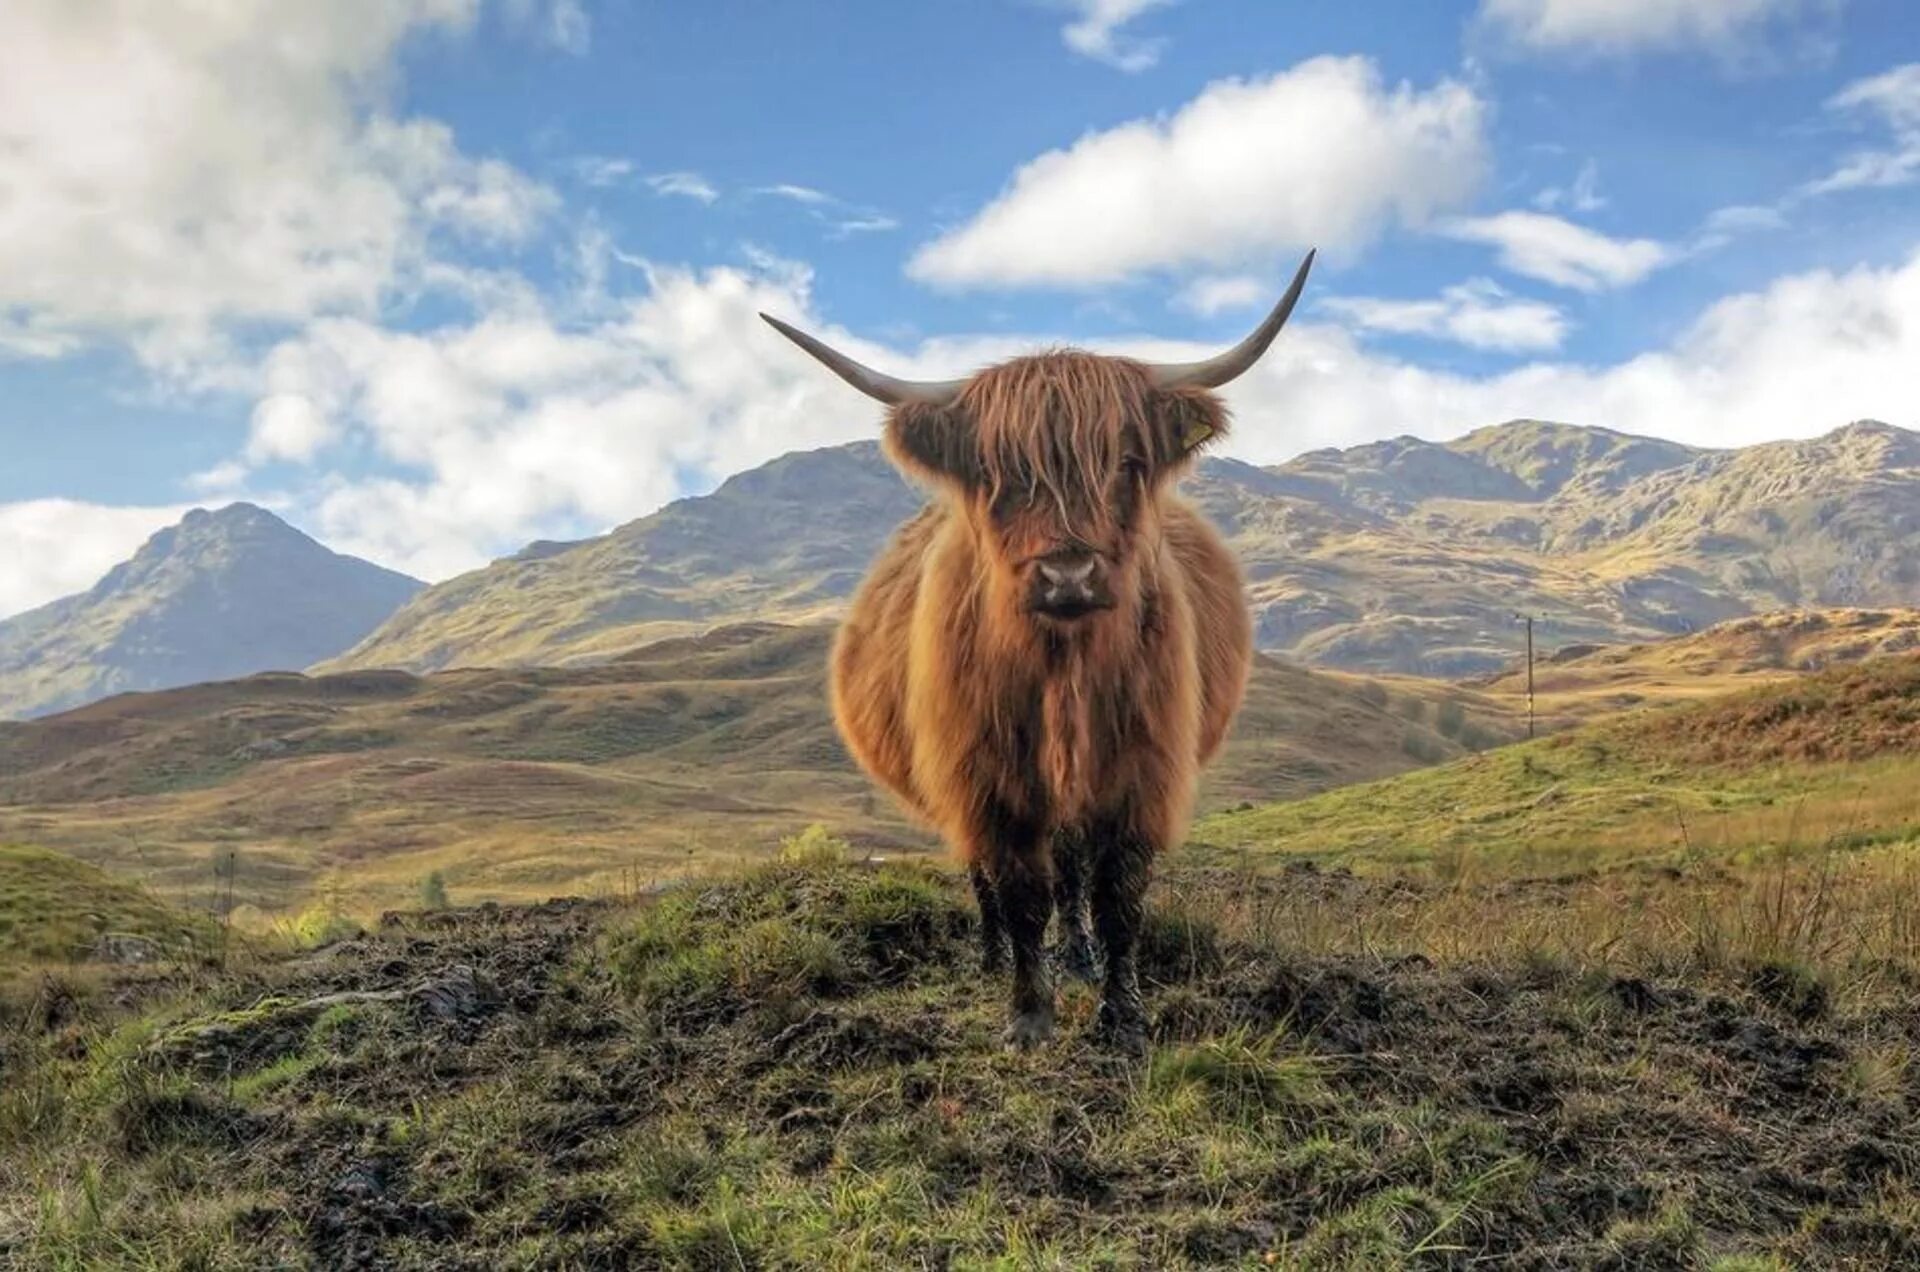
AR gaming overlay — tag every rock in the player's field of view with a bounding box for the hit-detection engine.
[92,932,163,964]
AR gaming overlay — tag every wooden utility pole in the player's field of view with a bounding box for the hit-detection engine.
[1519,614,1536,739]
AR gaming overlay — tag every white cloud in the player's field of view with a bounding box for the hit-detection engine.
[1322,279,1569,352]
[205,239,1918,585]
[1173,275,1271,316]
[908,57,1488,289]
[645,171,722,203]
[247,394,336,465]
[755,184,834,206]
[755,184,900,239]
[0,1,554,366]
[0,500,192,619]
[830,215,902,238]
[216,251,941,580]
[1441,211,1673,291]
[1703,204,1790,235]
[1197,248,1920,464]
[571,155,637,188]
[1058,0,1174,72]
[1805,63,1920,195]
[1532,158,1606,212]
[1477,0,1821,56]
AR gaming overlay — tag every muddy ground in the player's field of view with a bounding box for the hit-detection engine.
[6,861,1920,1268]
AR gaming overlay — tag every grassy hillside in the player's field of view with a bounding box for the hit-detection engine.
[0,623,1519,917]
[8,852,1920,1267]
[0,844,217,965]
[1198,651,1920,879]
[322,420,1920,679]
[1470,607,1920,727]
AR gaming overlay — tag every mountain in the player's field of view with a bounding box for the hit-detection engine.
[0,503,423,719]
[0,622,1519,913]
[322,419,1920,678]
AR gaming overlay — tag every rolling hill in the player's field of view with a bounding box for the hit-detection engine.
[322,419,1920,679]
[1196,648,1920,878]
[0,503,423,720]
[0,623,1518,915]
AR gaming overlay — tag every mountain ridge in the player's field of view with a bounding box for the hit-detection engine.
[0,503,423,719]
[319,418,1920,679]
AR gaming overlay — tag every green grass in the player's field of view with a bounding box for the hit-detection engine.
[9,855,1918,1267]
[0,844,218,966]
[1197,654,1920,880]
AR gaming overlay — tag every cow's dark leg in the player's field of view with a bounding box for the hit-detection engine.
[991,848,1056,1049]
[1050,829,1100,984]
[969,862,1008,975]
[1089,826,1153,1056]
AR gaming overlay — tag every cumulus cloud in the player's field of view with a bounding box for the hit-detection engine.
[1057,0,1175,72]
[1440,211,1673,291]
[908,57,1488,289]
[179,242,1916,586]
[1805,63,1920,195]
[1173,275,1272,316]
[0,1,554,367]
[0,500,192,619]
[1477,0,1823,56]
[213,252,968,580]
[1321,279,1569,352]
[1199,247,1920,463]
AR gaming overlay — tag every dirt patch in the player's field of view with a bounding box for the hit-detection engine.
[10,865,1920,1268]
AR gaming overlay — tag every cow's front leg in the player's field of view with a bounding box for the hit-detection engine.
[981,815,1055,1049]
[1090,824,1153,1056]
[1050,829,1100,984]
[968,862,1009,975]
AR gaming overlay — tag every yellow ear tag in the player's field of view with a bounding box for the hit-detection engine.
[1182,420,1214,450]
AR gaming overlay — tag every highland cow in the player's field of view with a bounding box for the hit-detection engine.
[762,252,1313,1053]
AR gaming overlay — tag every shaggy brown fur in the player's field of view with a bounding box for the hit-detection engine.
[830,351,1252,1051]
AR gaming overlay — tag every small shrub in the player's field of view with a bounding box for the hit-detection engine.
[419,871,450,909]
[780,823,853,866]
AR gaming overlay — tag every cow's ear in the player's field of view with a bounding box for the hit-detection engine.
[885,402,981,487]
[1153,387,1230,465]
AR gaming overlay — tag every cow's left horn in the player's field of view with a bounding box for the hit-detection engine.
[760,314,965,407]
[1147,249,1315,390]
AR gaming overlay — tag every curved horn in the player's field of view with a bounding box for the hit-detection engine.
[1148,249,1316,390]
[759,313,965,407]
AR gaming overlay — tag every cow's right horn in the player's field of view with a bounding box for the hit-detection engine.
[1146,249,1315,391]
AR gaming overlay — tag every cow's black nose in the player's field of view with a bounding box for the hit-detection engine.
[1038,554,1097,588]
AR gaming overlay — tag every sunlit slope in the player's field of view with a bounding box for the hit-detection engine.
[1197,652,1920,876]
[0,623,1517,914]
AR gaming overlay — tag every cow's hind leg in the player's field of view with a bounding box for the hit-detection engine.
[1089,826,1153,1056]
[968,862,1009,975]
[1050,830,1100,984]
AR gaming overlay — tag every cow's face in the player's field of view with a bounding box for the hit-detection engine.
[887,354,1226,624]
[756,251,1312,625]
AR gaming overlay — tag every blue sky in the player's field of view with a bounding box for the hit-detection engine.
[1,0,1917,616]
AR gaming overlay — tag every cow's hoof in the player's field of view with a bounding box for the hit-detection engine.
[1093,1003,1148,1057]
[1053,937,1101,985]
[1003,1009,1056,1050]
